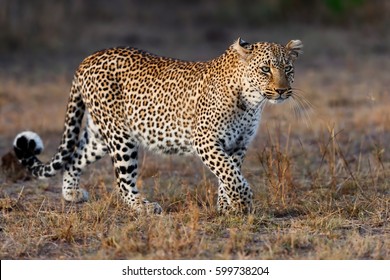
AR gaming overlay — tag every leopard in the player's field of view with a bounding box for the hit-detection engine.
[13,38,303,214]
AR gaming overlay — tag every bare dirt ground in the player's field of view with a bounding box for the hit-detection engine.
[0,22,389,259]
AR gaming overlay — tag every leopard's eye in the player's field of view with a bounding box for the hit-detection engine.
[285,65,293,72]
[261,66,270,73]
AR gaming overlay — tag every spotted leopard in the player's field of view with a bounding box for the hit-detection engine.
[13,38,303,214]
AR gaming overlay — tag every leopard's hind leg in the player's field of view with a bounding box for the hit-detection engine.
[105,134,162,214]
[62,113,108,202]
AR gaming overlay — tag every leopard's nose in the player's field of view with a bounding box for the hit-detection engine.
[275,88,288,95]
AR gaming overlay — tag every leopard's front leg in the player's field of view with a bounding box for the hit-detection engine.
[194,137,253,214]
[217,145,249,213]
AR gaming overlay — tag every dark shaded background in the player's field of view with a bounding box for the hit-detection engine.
[1,0,389,49]
[1,0,389,64]
[1,0,389,120]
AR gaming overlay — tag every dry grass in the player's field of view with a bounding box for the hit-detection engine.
[0,26,389,260]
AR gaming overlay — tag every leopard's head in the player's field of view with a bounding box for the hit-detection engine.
[233,38,303,106]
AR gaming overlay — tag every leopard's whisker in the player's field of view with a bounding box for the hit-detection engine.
[292,88,316,110]
[289,92,313,127]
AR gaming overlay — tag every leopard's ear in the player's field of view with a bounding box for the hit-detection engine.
[286,39,303,60]
[232,37,252,61]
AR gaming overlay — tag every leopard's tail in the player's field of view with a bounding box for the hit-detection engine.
[13,77,85,179]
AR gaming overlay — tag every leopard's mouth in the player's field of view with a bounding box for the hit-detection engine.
[267,97,286,104]
[263,88,292,104]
